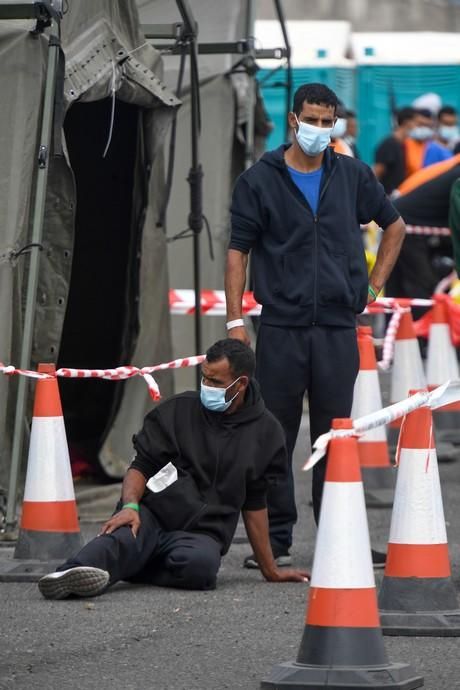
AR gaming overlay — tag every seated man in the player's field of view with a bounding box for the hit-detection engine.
[39,339,308,599]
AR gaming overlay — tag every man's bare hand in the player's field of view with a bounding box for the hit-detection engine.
[264,568,310,583]
[99,508,141,538]
[227,325,251,346]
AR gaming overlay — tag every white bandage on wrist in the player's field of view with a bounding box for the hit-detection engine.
[226,318,245,330]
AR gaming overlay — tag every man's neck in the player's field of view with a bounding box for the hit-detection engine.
[285,142,324,173]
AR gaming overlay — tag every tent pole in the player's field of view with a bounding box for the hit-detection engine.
[177,0,203,389]
[189,34,203,388]
[273,0,292,140]
[4,28,60,534]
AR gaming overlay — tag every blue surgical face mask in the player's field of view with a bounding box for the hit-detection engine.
[200,377,241,412]
[439,124,459,143]
[409,126,434,141]
[295,115,332,156]
[331,117,347,139]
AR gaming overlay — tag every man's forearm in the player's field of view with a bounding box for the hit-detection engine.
[225,249,248,320]
[370,217,406,292]
[121,468,147,505]
[242,508,277,579]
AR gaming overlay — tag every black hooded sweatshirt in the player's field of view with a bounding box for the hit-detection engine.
[230,144,400,327]
[130,380,287,554]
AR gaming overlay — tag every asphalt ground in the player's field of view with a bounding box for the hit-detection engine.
[1,414,460,690]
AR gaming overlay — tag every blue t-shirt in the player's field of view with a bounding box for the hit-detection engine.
[423,141,453,167]
[287,165,323,214]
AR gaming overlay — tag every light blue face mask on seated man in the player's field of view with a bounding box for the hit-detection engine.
[200,377,241,412]
[295,115,333,157]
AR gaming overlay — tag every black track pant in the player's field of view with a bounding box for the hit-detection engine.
[256,324,359,550]
[58,505,221,591]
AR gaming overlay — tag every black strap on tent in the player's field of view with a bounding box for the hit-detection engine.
[50,35,65,157]
[157,44,187,230]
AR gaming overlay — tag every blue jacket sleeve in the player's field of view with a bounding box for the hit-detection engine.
[229,174,264,254]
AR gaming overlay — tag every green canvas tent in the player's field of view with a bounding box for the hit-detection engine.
[0,0,179,506]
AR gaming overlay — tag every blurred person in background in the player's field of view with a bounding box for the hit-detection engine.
[344,109,360,158]
[404,107,450,173]
[438,105,459,150]
[374,106,417,195]
[330,101,354,156]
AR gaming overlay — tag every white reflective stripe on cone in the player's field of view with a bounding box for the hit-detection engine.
[351,370,383,415]
[352,371,387,442]
[391,340,426,403]
[389,448,447,545]
[311,482,375,588]
[23,417,76,502]
[426,324,459,385]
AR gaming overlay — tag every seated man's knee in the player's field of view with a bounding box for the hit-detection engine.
[168,545,220,590]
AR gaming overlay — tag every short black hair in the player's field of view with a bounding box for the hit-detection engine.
[396,106,416,126]
[292,83,338,116]
[346,109,356,118]
[439,105,457,118]
[206,339,255,378]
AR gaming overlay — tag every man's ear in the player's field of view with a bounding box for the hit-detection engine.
[239,375,249,389]
[288,111,298,130]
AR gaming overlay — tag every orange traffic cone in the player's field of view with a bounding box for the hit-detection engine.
[0,364,82,581]
[352,326,394,507]
[426,294,460,449]
[387,309,426,451]
[261,419,423,689]
[379,393,460,636]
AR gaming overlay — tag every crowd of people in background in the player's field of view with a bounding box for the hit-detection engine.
[326,93,460,303]
[325,92,460,197]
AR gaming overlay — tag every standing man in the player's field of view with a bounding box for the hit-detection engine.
[225,83,405,567]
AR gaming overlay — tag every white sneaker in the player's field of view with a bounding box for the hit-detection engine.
[38,566,109,600]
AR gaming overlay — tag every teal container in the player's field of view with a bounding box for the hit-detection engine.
[357,64,460,164]
[259,63,460,165]
[258,66,355,150]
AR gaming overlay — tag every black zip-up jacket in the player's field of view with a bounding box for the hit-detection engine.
[230,145,400,327]
[130,380,287,554]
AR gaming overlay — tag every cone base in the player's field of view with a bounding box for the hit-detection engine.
[381,610,460,637]
[362,467,395,491]
[260,661,423,689]
[0,559,62,583]
[14,529,83,560]
[379,576,459,612]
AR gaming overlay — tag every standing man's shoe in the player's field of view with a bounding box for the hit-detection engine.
[38,566,109,599]
[371,549,387,569]
[244,547,292,569]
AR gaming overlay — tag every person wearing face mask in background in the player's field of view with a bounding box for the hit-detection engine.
[330,101,354,157]
[225,83,406,569]
[38,339,308,599]
[406,107,453,173]
[438,106,459,149]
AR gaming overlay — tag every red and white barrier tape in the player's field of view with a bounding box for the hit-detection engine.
[169,289,434,316]
[0,355,206,401]
[377,306,406,371]
[303,380,460,472]
[405,224,451,237]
